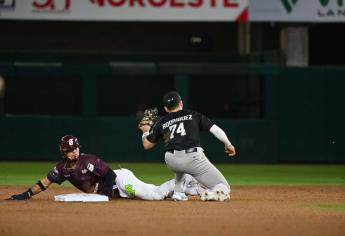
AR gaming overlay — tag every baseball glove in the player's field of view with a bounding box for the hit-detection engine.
[138,107,159,129]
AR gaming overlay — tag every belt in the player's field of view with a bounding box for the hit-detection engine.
[166,147,198,154]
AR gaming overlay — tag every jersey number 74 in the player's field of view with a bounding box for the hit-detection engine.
[169,122,186,139]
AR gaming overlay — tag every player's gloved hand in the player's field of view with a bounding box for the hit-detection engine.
[225,144,236,157]
[138,107,159,132]
[7,189,33,200]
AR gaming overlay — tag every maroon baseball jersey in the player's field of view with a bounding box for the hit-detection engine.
[47,153,113,195]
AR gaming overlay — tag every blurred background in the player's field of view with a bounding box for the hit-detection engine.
[0,0,344,163]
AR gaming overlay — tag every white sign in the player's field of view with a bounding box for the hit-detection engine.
[0,0,248,21]
[249,0,345,22]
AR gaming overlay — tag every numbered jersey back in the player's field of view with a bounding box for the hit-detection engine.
[147,109,213,151]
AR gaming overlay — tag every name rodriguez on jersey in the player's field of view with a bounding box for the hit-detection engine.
[162,115,193,129]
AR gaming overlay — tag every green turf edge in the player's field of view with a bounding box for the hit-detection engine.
[307,203,345,211]
[0,162,344,186]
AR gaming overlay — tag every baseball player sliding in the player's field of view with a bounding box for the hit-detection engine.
[6,135,203,201]
[139,91,236,201]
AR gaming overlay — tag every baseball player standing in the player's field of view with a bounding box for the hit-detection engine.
[7,135,202,201]
[139,91,236,201]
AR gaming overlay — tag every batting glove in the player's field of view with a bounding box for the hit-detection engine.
[7,188,33,200]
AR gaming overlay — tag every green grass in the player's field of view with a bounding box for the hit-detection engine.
[308,203,345,211]
[0,162,344,186]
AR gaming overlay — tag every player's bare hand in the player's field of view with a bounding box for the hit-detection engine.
[225,144,236,157]
[139,124,151,133]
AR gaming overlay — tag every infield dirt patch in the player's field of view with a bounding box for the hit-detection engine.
[0,186,344,236]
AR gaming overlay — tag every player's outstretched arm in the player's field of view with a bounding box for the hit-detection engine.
[6,177,52,200]
[142,134,156,150]
[139,125,156,150]
[209,125,236,157]
[138,108,158,150]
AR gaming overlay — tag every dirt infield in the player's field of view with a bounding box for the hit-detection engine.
[0,186,344,236]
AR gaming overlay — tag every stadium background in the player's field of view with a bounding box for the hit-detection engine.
[0,4,344,163]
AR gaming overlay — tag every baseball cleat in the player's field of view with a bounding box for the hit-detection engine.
[184,180,206,196]
[200,190,230,202]
[172,192,188,201]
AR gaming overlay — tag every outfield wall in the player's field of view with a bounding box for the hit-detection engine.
[0,116,277,163]
[0,64,344,163]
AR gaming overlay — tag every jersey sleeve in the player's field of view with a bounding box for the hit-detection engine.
[146,119,161,143]
[85,156,111,177]
[47,162,66,185]
[198,112,214,131]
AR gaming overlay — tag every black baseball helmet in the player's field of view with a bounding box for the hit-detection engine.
[163,91,182,110]
[59,135,80,155]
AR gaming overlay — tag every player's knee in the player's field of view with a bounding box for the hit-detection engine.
[152,190,166,200]
[212,183,230,194]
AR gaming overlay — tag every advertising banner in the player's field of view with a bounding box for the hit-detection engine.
[0,0,248,21]
[249,0,345,22]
